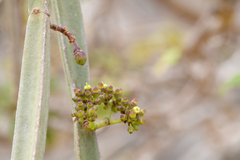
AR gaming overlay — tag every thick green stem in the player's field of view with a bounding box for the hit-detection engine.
[51,0,100,160]
[11,1,50,160]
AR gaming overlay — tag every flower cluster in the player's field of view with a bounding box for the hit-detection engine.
[72,82,146,134]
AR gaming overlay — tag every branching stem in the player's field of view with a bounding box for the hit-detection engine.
[95,119,123,130]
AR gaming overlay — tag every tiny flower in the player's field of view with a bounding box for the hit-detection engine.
[84,82,91,91]
[132,106,140,113]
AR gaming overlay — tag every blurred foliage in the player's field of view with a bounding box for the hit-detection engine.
[218,74,240,95]
[127,26,184,75]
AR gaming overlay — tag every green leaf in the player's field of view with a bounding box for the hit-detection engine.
[51,0,100,160]
[11,1,50,160]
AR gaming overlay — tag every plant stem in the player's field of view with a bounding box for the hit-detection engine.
[95,119,123,130]
[51,0,100,160]
[11,1,50,159]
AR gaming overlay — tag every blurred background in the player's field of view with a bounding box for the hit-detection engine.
[1,0,240,159]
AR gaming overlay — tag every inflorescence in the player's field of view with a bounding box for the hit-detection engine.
[72,82,146,134]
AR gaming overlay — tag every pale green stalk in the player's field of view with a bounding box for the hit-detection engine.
[11,0,50,160]
[51,0,100,160]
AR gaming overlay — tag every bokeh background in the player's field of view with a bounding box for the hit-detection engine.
[1,0,240,159]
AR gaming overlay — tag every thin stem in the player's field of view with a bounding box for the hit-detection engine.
[106,100,113,120]
[50,23,75,43]
[95,119,123,130]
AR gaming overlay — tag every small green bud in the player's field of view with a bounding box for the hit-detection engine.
[116,106,121,111]
[93,113,98,118]
[106,85,113,94]
[94,98,102,105]
[132,124,139,131]
[125,108,131,115]
[71,113,76,117]
[74,47,87,66]
[88,107,95,116]
[97,82,104,89]
[93,106,98,111]
[117,105,125,112]
[99,93,107,103]
[88,116,95,122]
[87,102,93,108]
[84,82,91,90]
[85,90,92,96]
[129,111,136,119]
[107,94,113,101]
[72,97,81,102]
[132,106,140,113]
[114,88,122,99]
[116,97,122,103]
[74,88,80,95]
[139,118,145,125]
[101,83,108,92]
[131,98,138,106]
[127,124,134,134]
[120,114,127,122]
[139,109,146,117]
[77,89,85,97]
[92,87,100,98]
[78,101,84,107]
[75,106,83,111]
[75,110,85,118]
[122,97,129,107]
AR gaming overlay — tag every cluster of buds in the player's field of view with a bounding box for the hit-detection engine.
[72,82,146,134]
